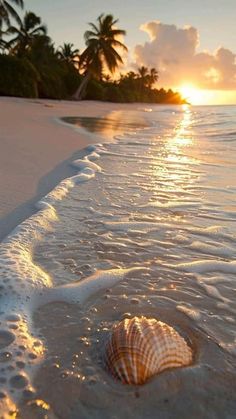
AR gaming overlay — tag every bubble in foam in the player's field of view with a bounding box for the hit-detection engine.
[0,352,12,363]
[0,330,15,349]
[16,361,25,369]
[28,353,37,360]
[0,391,7,399]
[6,314,21,322]
[22,388,35,400]
[9,324,18,330]
[10,373,28,389]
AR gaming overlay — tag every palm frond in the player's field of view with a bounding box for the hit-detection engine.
[30,24,47,36]
[3,2,21,25]
[87,22,99,34]
[109,28,126,37]
[81,13,127,78]
[8,0,24,7]
[84,30,98,42]
[109,38,128,51]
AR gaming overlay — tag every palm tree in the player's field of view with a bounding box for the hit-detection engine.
[57,42,79,67]
[119,71,138,89]
[138,66,149,86]
[137,65,149,99]
[74,13,127,100]
[138,66,148,77]
[148,67,159,88]
[7,11,47,56]
[0,0,23,28]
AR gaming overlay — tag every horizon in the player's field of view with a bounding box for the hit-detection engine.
[22,0,236,105]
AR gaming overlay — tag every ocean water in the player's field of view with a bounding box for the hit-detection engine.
[0,105,236,418]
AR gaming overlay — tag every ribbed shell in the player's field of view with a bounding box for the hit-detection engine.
[104,316,193,385]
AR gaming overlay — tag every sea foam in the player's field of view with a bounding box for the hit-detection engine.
[0,143,147,416]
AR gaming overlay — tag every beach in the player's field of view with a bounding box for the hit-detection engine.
[1,0,236,415]
[0,100,236,418]
[0,97,139,241]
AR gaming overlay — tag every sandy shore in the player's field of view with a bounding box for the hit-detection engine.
[0,97,141,241]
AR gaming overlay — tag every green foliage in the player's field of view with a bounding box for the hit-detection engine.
[25,35,81,99]
[0,54,38,97]
[0,32,81,100]
[120,87,139,103]
[76,14,128,99]
[7,11,47,56]
[73,63,185,103]
[38,69,66,99]
[81,14,127,77]
[0,6,185,104]
[85,79,105,100]
[57,43,79,65]
[62,64,82,96]
[104,84,124,102]
[38,62,81,99]
[0,0,23,28]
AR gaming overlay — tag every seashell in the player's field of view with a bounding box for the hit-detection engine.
[104,316,193,385]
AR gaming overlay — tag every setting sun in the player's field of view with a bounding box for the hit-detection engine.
[178,85,236,106]
[178,84,203,105]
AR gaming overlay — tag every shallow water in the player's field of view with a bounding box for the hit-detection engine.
[0,105,236,418]
[61,111,149,138]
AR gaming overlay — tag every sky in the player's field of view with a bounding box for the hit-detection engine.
[23,0,236,104]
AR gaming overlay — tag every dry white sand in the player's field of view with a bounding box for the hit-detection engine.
[0,97,139,241]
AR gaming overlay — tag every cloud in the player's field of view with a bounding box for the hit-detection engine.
[134,21,236,89]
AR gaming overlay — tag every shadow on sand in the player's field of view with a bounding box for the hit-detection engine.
[0,147,89,242]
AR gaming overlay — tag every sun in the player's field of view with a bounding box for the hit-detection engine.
[177,85,236,105]
[178,84,203,105]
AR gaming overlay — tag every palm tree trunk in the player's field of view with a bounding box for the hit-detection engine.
[73,73,90,100]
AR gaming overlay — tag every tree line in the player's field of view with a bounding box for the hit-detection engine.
[0,1,186,104]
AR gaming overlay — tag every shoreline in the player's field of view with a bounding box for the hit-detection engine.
[0,97,145,241]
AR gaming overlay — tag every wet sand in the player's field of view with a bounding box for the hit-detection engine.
[21,295,235,419]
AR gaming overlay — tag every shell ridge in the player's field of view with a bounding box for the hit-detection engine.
[105,316,193,385]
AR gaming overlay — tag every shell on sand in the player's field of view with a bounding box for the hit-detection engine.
[104,316,193,385]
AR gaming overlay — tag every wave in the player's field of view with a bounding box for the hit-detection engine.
[0,141,147,415]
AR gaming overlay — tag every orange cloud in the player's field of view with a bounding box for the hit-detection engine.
[134,21,236,90]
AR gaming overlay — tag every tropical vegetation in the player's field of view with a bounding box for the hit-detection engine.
[0,0,23,27]
[74,13,127,100]
[0,1,186,104]
[7,11,47,55]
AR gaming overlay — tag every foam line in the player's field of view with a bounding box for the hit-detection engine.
[35,267,149,307]
[71,158,102,173]
[175,260,236,274]
[189,241,234,258]
[0,143,105,415]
